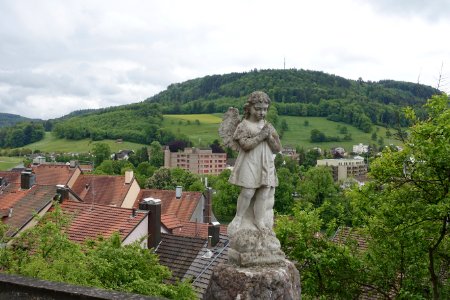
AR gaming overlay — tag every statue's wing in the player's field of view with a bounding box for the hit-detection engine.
[219,107,241,151]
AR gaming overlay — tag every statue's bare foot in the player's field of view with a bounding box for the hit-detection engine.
[228,216,242,236]
[255,220,267,231]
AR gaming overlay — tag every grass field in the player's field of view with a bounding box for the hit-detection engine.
[8,115,401,156]
[162,114,223,147]
[280,116,400,151]
[0,156,23,171]
[22,132,147,153]
[163,114,401,151]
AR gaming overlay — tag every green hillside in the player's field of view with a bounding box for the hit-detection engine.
[5,69,439,150]
[24,132,146,153]
[162,114,400,152]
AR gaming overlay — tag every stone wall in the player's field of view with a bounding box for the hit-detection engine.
[0,273,162,300]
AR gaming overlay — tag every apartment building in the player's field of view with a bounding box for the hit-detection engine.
[164,147,227,175]
[316,158,367,181]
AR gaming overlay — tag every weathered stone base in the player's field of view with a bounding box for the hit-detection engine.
[228,248,285,267]
[228,227,285,267]
[205,260,301,300]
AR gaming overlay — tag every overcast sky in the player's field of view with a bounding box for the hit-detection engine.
[1,0,449,120]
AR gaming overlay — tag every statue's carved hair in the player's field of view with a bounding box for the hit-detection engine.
[243,91,271,119]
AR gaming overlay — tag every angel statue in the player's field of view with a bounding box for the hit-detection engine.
[219,91,284,267]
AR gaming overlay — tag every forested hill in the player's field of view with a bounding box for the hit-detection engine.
[0,113,40,128]
[48,69,441,146]
[147,69,440,131]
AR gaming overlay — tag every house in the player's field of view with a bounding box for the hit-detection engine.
[164,147,227,175]
[352,143,369,154]
[30,164,82,188]
[331,147,346,158]
[281,146,299,161]
[135,187,213,224]
[316,158,368,181]
[113,149,134,160]
[71,171,140,208]
[60,200,149,246]
[0,170,60,238]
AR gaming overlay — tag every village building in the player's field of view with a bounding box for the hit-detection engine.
[164,147,227,175]
[71,170,139,208]
[316,158,367,181]
[352,143,369,154]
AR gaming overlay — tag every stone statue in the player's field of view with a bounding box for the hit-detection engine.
[219,91,285,267]
[207,91,300,299]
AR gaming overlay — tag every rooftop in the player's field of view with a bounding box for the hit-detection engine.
[60,200,147,244]
[137,189,202,222]
[1,185,56,237]
[156,233,206,283]
[72,174,133,207]
[31,164,79,186]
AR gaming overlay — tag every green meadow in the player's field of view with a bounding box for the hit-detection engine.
[6,115,401,160]
[0,156,23,171]
[163,114,400,151]
[162,114,223,147]
[21,132,146,153]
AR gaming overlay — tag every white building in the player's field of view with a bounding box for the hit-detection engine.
[352,143,369,154]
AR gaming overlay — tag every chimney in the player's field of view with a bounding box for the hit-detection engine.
[131,208,137,218]
[175,186,182,199]
[69,160,77,168]
[125,170,134,184]
[21,169,35,189]
[55,185,69,202]
[140,197,161,249]
[203,187,212,224]
[208,221,220,247]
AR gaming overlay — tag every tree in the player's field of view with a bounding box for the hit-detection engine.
[310,129,326,142]
[2,203,196,299]
[275,205,363,299]
[92,143,111,167]
[147,168,173,190]
[149,142,164,167]
[211,169,240,222]
[299,166,338,208]
[353,94,450,299]
[210,139,225,153]
[274,168,295,214]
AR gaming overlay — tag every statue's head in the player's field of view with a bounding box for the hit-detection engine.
[243,91,271,119]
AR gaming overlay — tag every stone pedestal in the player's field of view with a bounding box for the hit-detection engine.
[205,260,300,300]
[228,228,285,267]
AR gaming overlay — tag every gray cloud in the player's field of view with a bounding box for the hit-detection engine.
[0,0,449,119]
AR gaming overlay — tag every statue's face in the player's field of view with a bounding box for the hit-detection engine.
[250,102,269,121]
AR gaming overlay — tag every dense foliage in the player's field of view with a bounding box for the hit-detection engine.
[0,204,196,299]
[148,69,439,132]
[275,94,450,299]
[0,122,45,148]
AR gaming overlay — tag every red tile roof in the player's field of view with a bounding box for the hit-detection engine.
[137,189,202,221]
[60,201,147,244]
[172,221,227,239]
[31,164,78,186]
[0,171,21,192]
[71,174,132,207]
[1,185,56,237]
[161,213,183,230]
